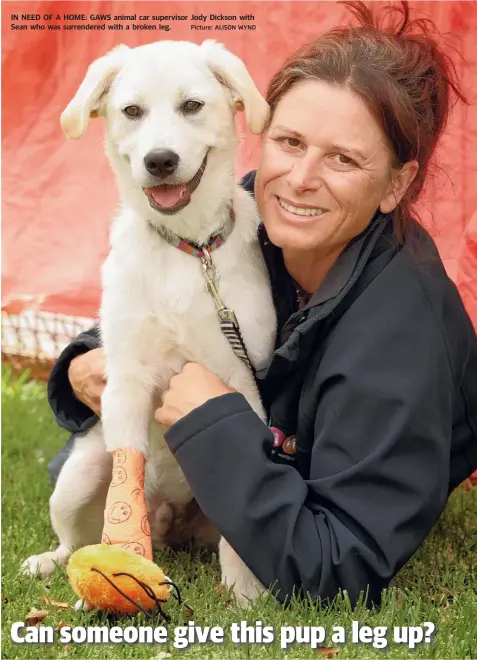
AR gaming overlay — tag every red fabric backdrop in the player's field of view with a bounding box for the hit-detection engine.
[2,1,477,324]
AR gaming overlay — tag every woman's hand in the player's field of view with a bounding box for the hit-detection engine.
[68,347,106,417]
[155,362,235,427]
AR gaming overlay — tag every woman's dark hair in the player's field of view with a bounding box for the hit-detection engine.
[265,1,468,243]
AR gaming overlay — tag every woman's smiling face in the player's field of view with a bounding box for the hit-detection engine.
[255,80,415,257]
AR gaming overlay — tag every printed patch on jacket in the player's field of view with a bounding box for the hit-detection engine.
[269,427,297,465]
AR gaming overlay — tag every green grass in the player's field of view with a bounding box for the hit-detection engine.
[2,365,477,659]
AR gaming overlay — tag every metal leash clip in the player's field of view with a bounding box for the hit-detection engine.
[200,248,217,283]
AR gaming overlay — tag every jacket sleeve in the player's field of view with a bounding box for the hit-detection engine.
[164,286,455,606]
[47,327,101,433]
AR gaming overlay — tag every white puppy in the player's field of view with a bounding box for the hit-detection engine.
[23,40,277,605]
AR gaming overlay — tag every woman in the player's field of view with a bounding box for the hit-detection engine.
[47,2,477,606]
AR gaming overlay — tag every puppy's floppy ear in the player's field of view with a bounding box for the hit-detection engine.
[201,40,269,135]
[61,45,130,139]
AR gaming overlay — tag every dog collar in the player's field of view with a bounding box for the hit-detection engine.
[149,208,235,259]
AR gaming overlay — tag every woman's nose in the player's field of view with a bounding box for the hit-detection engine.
[286,152,324,192]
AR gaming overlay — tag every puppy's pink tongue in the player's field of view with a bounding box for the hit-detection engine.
[145,184,189,208]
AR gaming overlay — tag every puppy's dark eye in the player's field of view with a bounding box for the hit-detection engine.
[123,105,141,118]
[182,100,203,114]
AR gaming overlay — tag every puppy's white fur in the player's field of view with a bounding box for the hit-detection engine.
[23,40,276,605]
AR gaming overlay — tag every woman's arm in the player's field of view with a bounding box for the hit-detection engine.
[161,288,456,606]
[48,327,103,432]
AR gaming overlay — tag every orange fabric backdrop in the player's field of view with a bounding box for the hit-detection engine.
[2,1,477,322]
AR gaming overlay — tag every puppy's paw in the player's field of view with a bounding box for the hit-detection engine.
[74,599,92,612]
[221,578,265,608]
[219,537,265,608]
[21,548,70,578]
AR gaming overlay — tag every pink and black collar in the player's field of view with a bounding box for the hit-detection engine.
[149,208,235,259]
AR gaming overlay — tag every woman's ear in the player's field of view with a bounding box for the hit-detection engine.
[201,39,269,135]
[380,160,419,213]
[60,45,130,140]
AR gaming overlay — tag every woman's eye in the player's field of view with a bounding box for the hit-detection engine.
[334,153,355,166]
[270,134,303,150]
[123,105,141,118]
[182,100,203,114]
[285,137,301,148]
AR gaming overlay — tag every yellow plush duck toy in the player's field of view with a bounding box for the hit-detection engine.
[67,448,180,618]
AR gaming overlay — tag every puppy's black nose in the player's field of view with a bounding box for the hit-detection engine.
[144,150,179,177]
